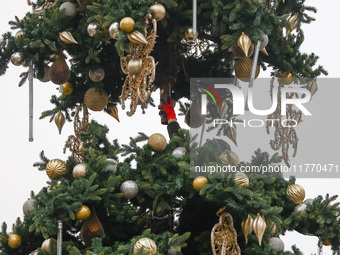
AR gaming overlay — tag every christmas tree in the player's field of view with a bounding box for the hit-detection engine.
[0,0,339,254]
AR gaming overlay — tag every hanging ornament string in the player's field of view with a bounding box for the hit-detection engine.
[193,0,197,34]
[248,41,261,88]
[28,62,34,142]
[57,220,63,255]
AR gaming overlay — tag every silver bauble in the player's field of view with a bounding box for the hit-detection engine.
[38,65,51,82]
[23,198,35,215]
[15,30,24,40]
[89,65,105,82]
[73,163,87,179]
[269,237,284,252]
[87,22,100,37]
[172,147,187,158]
[104,158,117,173]
[109,22,119,39]
[11,52,22,66]
[59,2,77,18]
[294,203,307,213]
[120,180,138,199]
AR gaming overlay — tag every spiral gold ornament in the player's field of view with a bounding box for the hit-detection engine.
[253,213,266,246]
[133,237,157,255]
[286,184,305,204]
[54,110,65,134]
[234,172,249,189]
[46,159,67,180]
[235,58,260,82]
[84,88,108,111]
[218,150,239,166]
[241,214,253,244]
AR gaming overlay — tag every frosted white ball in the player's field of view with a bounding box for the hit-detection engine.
[269,237,284,251]
[172,147,187,158]
[73,163,87,179]
[104,158,117,173]
[59,2,77,18]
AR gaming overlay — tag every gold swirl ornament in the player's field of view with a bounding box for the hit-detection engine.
[46,159,67,180]
[59,31,78,44]
[238,32,252,58]
[241,214,253,244]
[127,30,148,44]
[286,184,305,204]
[253,213,267,246]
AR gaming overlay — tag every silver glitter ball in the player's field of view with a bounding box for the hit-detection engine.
[120,180,138,199]
[23,198,35,215]
[172,147,187,158]
[59,2,77,18]
[87,22,101,37]
[11,52,22,66]
[109,22,119,40]
[294,203,307,213]
[89,65,105,82]
[104,158,117,173]
[269,237,284,252]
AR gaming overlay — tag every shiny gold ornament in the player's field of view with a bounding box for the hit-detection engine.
[234,58,260,82]
[120,17,135,33]
[148,133,167,152]
[62,82,73,95]
[38,65,50,82]
[108,105,120,122]
[211,212,241,255]
[109,22,119,39]
[253,213,266,246]
[279,72,294,85]
[127,58,143,75]
[8,234,22,249]
[286,14,299,37]
[238,32,252,58]
[193,176,208,191]
[41,238,56,252]
[234,172,249,189]
[241,214,253,244]
[230,44,254,59]
[286,184,305,204]
[134,237,157,255]
[54,110,65,135]
[89,65,105,82]
[184,99,205,128]
[127,30,148,45]
[84,88,108,111]
[149,3,166,22]
[80,207,104,247]
[323,239,331,246]
[76,205,91,220]
[185,27,198,44]
[73,163,87,179]
[260,47,269,56]
[59,31,78,44]
[219,149,239,166]
[49,52,71,85]
[10,52,22,66]
[46,159,67,180]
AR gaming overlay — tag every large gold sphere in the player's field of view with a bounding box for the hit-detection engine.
[120,17,135,33]
[128,58,143,75]
[46,159,67,180]
[133,237,157,255]
[234,58,260,82]
[147,133,167,152]
[193,176,208,191]
[149,3,166,21]
[8,234,22,249]
[286,184,305,204]
[76,205,91,221]
[84,88,108,111]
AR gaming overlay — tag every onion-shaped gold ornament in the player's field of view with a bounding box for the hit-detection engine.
[8,234,22,249]
[46,159,67,180]
[241,214,253,244]
[234,172,249,189]
[54,110,65,135]
[286,184,305,204]
[84,88,108,111]
[128,58,143,75]
[147,133,167,152]
[133,237,157,255]
[127,30,148,44]
[149,3,166,21]
[234,58,260,82]
[120,17,135,33]
[253,213,266,246]
[237,32,252,58]
[76,205,91,221]
[193,176,208,191]
[59,31,78,44]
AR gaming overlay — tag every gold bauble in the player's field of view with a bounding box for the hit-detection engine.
[234,58,260,82]
[133,237,157,255]
[10,52,23,66]
[120,17,135,33]
[147,133,167,152]
[280,72,294,85]
[62,82,73,95]
[149,3,166,21]
[193,176,208,191]
[253,213,266,246]
[323,239,331,246]
[80,207,104,247]
[8,234,22,249]
[84,88,108,111]
[128,58,143,75]
[234,172,249,189]
[76,205,91,221]
[185,27,198,44]
[237,32,252,58]
[271,222,277,235]
[49,52,71,85]
[46,159,67,180]
[241,214,253,244]
[54,110,65,135]
[73,163,87,179]
[41,238,56,252]
[15,30,24,40]
[108,105,120,122]
[127,30,148,44]
[286,14,298,37]
[218,149,240,166]
[59,31,78,44]
[286,184,305,204]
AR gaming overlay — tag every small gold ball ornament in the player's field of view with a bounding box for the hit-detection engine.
[128,58,143,75]
[193,176,208,191]
[323,239,331,246]
[133,237,157,255]
[147,133,167,152]
[120,17,135,33]
[286,184,305,204]
[62,82,73,95]
[280,72,294,85]
[149,3,166,22]
[10,52,23,66]
[46,159,67,180]
[185,28,198,44]
[76,205,91,220]
[73,163,87,179]
[8,234,22,249]
[84,88,108,111]
[235,58,260,82]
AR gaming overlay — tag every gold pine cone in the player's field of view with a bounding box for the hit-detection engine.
[46,159,67,180]
[234,58,260,82]
[84,88,108,111]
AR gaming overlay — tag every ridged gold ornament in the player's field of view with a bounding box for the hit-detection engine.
[84,88,108,111]
[46,159,67,180]
[134,237,157,255]
[286,14,299,37]
[193,176,208,191]
[238,32,252,58]
[241,214,253,244]
[8,234,22,249]
[127,30,148,44]
[120,17,135,33]
[127,58,143,75]
[148,133,167,152]
[108,105,120,122]
[234,58,260,82]
[149,3,166,22]
[54,110,65,135]
[59,31,78,44]
[286,184,305,204]
[253,213,266,246]
[218,150,240,166]
[234,172,249,189]
[75,205,91,221]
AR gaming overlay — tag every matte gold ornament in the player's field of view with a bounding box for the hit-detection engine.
[241,214,253,244]
[185,27,198,44]
[234,58,260,82]
[286,14,299,37]
[120,17,135,33]
[286,184,305,204]
[230,44,254,59]
[8,234,22,249]
[80,207,104,247]
[108,105,120,122]
[84,88,108,111]
[76,205,91,220]
[148,133,167,152]
[109,22,119,39]
[253,213,266,246]
[49,51,71,85]
[41,238,56,252]
[87,22,101,37]
[59,2,77,18]
[279,72,294,85]
[38,65,50,82]
[127,30,148,45]
[59,31,78,44]
[134,237,157,255]
[149,3,166,22]
[128,58,143,75]
[54,110,65,134]
[10,52,22,66]
[46,159,67,180]
[73,163,87,179]
[219,149,239,166]
[193,176,208,191]
[234,172,249,189]
[89,65,105,82]
[238,32,252,58]
[62,82,73,95]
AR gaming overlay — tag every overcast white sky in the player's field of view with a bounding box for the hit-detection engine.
[0,1,339,254]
